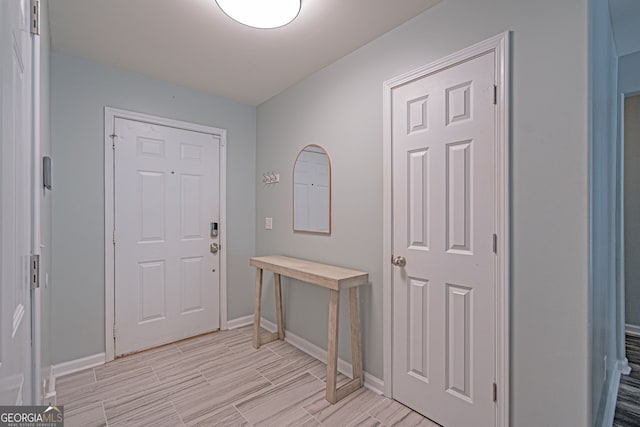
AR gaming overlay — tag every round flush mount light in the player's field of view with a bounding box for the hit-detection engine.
[215,0,301,29]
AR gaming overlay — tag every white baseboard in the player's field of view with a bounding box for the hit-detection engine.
[44,367,56,405]
[51,353,105,381]
[621,358,631,375]
[260,318,384,394]
[601,360,626,427]
[625,323,640,337]
[48,353,105,401]
[227,314,254,330]
[41,365,50,398]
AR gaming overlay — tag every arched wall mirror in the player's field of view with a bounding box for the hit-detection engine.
[293,144,331,234]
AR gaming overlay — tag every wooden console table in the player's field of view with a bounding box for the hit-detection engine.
[250,255,369,403]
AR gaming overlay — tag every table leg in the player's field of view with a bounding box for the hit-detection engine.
[253,268,263,349]
[326,289,340,403]
[274,273,285,340]
[349,287,363,387]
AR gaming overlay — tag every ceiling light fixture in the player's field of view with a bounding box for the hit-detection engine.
[215,0,301,29]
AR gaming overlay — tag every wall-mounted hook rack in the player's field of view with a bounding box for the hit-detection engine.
[262,171,280,184]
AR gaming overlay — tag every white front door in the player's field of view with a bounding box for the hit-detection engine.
[114,118,220,356]
[391,51,496,426]
[0,0,33,405]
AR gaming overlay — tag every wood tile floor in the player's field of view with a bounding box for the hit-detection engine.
[614,334,640,427]
[56,326,439,427]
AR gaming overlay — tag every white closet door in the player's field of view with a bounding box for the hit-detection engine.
[0,0,33,405]
[392,51,496,427]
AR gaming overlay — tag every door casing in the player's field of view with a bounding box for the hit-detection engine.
[104,107,228,362]
[31,6,42,403]
[382,32,510,427]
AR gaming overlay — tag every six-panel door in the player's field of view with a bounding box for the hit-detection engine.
[114,118,220,356]
[392,51,496,427]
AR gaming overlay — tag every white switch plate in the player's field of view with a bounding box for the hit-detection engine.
[265,217,273,230]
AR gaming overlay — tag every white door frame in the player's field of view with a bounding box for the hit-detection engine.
[31,14,42,404]
[104,107,228,362]
[382,32,510,427]
[616,90,640,365]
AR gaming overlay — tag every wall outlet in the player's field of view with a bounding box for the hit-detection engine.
[265,217,273,230]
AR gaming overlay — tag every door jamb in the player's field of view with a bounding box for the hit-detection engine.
[103,107,228,362]
[31,15,42,404]
[382,32,510,427]
[616,91,640,370]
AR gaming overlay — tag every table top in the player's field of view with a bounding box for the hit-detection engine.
[250,255,369,291]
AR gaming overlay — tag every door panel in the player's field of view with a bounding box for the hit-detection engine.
[114,118,220,356]
[446,283,472,401]
[408,149,429,249]
[446,140,472,253]
[180,256,204,314]
[0,0,33,405]
[392,51,495,427]
[138,261,166,322]
[407,277,429,381]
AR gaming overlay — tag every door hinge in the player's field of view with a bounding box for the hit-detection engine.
[112,324,117,338]
[493,85,498,105]
[492,234,498,253]
[109,134,117,149]
[493,382,497,402]
[30,254,40,289]
[30,0,40,35]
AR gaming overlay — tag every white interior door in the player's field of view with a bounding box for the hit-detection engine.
[391,51,496,426]
[114,118,220,356]
[0,0,33,405]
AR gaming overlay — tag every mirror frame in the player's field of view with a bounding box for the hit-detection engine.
[292,144,332,235]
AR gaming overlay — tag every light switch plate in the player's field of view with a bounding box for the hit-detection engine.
[265,217,273,230]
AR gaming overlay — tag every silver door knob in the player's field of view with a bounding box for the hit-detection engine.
[210,243,219,254]
[392,255,406,267]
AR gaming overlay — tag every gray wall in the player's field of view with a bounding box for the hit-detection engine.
[50,53,257,364]
[256,0,589,425]
[625,95,640,328]
[589,0,620,423]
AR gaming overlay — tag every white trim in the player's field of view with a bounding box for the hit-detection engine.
[104,107,228,362]
[260,318,384,395]
[601,360,627,427]
[51,353,105,380]
[44,367,56,404]
[227,315,254,330]
[382,57,393,397]
[616,92,627,376]
[47,353,106,402]
[219,135,228,330]
[382,32,510,427]
[626,323,640,337]
[30,16,42,406]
